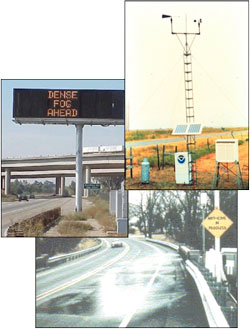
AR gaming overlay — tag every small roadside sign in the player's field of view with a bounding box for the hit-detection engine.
[84,183,101,190]
[202,208,233,238]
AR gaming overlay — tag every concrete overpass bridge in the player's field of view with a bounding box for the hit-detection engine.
[1,150,125,195]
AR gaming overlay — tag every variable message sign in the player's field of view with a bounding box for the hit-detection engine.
[13,89,124,125]
[202,208,233,238]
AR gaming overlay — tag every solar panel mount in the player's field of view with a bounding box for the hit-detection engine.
[172,123,202,135]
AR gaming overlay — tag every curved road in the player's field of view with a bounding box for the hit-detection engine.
[36,238,208,327]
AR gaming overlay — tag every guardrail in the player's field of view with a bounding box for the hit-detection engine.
[36,239,103,270]
[145,238,178,250]
[145,238,232,327]
[185,260,229,327]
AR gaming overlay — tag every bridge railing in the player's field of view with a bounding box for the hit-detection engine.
[145,238,237,327]
[36,239,103,271]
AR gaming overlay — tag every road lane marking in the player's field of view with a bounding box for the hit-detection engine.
[2,199,56,215]
[37,239,110,278]
[36,241,130,302]
[119,240,165,328]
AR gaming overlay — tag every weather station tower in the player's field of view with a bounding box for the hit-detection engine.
[162,14,202,187]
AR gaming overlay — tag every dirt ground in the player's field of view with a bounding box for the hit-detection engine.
[125,142,249,190]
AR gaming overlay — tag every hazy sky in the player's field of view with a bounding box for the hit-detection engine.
[126,1,248,130]
[2,80,124,158]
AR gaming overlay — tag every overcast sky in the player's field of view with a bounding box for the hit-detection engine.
[126,1,248,130]
[2,79,124,158]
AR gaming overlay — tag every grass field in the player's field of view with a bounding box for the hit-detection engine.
[125,130,249,190]
[125,127,248,142]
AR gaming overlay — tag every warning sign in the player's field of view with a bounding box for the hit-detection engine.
[202,208,233,238]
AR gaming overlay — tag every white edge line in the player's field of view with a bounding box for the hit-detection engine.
[36,241,130,302]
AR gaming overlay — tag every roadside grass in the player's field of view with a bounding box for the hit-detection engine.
[58,221,94,236]
[24,220,50,237]
[63,212,88,221]
[88,196,116,231]
[57,196,116,235]
[126,133,248,168]
[126,129,172,142]
[73,238,99,251]
[125,137,249,189]
[126,127,248,142]
[125,164,249,190]
[1,193,17,202]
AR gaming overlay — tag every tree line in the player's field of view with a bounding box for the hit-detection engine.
[129,191,237,250]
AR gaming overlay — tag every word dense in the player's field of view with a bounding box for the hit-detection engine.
[47,90,79,117]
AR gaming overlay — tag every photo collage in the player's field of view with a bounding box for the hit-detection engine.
[1,1,248,329]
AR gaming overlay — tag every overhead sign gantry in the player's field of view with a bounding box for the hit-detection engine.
[13,88,125,212]
[13,89,124,125]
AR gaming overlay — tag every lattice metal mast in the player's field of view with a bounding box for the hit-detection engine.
[162,15,202,151]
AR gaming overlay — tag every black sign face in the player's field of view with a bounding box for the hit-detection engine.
[13,89,124,124]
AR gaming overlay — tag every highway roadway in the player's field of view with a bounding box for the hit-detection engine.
[1,197,74,236]
[36,238,208,327]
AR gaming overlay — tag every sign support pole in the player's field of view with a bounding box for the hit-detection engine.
[214,191,221,282]
[75,124,83,212]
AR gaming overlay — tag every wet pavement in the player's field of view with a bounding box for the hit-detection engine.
[36,238,208,327]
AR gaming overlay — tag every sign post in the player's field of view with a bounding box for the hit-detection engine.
[75,125,83,212]
[202,191,233,282]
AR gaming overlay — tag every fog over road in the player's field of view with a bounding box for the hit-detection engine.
[36,238,208,327]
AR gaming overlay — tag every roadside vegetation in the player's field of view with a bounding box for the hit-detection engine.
[56,196,116,236]
[129,190,237,250]
[36,238,99,257]
[126,126,248,142]
[1,192,17,202]
[125,132,249,189]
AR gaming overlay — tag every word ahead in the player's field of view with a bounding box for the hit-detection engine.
[13,89,124,125]
[47,90,78,118]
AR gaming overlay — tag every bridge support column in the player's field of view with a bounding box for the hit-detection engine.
[5,169,11,195]
[56,177,61,195]
[75,125,83,212]
[60,177,65,196]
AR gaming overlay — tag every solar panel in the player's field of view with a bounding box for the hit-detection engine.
[187,124,202,134]
[172,124,188,135]
[172,123,202,135]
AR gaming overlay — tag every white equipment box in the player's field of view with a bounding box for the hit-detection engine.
[215,139,238,163]
[175,152,192,184]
